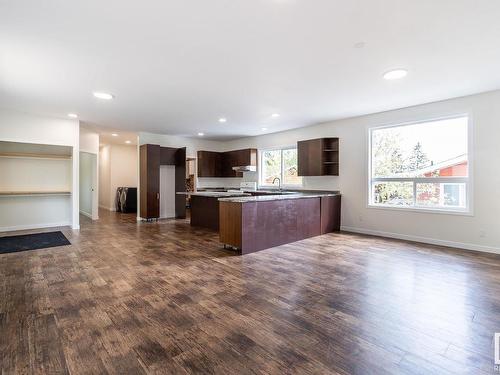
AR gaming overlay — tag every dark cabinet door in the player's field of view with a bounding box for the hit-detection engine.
[197,151,221,177]
[298,139,323,176]
[197,149,258,178]
[236,149,250,166]
[140,144,160,219]
[221,151,235,177]
[320,195,341,233]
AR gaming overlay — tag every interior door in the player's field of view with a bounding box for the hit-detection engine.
[79,151,98,219]
[159,165,176,218]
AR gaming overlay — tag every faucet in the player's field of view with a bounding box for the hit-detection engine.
[272,177,282,191]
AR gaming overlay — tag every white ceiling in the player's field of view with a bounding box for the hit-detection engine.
[1,1,500,140]
[82,123,138,147]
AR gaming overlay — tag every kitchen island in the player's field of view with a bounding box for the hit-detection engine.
[218,192,341,254]
[178,191,250,230]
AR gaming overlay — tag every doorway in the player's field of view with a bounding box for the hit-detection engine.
[79,151,98,220]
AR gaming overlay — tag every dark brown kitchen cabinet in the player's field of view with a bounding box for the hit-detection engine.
[234,148,257,168]
[140,144,160,219]
[197,151,222,177]
[298,138,339,176]
[197,148,257,177]
[320,195,341,233]
[140,144,187,220]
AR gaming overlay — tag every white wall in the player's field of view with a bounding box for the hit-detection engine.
[110,144,137,210]
[79,126,99,154]
[222,90,500,253]
[99,144,138,211]
[0,156,72,231]
[0,108,79,230]
[99,145,111,210]
[138,132,224,158]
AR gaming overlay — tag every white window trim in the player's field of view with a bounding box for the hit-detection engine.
[367,113,474,216]
[259,146,303,189]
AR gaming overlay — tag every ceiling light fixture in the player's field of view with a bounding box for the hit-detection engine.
[383,69,408,80]
[219,118,227,123]
[125,140,131,144]
[198,132,204,136]
[93,92,114,100]
[67,113,78,118]
[261,127,268,131]
[271,113,280,118]
[111,133,118,137]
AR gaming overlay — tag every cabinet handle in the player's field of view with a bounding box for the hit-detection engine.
[157,193,160,200]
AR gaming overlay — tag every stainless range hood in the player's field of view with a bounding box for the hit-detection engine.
[232,165,256,172]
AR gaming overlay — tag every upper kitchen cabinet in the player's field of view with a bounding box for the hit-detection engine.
[298,138,339,176]
[222,149,257,177]
[197,151,222,177]
[197,149,257,177]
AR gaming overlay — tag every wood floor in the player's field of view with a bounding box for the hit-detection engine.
[1,210,500,374]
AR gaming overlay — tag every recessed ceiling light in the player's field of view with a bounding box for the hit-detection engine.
[93,92,114,100]
[198,132,204,136]
[271,113,280,118]
[67,113,78,118]
[261,127,268,131]
[111,133,118,137]
[125,140,131,144]
[383,69,408,80]
[354,42,366,49]
[219,118,227,123]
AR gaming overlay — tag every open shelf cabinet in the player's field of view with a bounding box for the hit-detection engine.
[298,137,339,176]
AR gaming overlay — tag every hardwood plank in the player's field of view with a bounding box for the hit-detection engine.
[1,209,500,374]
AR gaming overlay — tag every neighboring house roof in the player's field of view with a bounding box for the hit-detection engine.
[408,154,467,177]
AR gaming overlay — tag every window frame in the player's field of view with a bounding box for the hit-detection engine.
[259,146,303,189]
[367,114,473,216]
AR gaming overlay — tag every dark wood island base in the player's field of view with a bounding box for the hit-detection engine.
[219,195,341,254]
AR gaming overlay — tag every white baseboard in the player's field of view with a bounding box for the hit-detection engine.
[80,210,92,219]
[341,226,500,255]
[0,221,72,233]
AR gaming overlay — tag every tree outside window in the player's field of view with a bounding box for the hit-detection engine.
[370,116,469,212]
[260,148,303,187]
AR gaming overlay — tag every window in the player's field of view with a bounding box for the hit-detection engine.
[369,115,470,213]
[260,147,302,187]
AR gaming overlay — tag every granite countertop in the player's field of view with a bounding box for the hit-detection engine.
[176,191,251,198]
[218,191,340,203]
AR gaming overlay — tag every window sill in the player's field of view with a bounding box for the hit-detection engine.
[367,204,473,216]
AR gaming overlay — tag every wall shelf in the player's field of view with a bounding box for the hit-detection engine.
[0,152,71,160]
[298,137,339,176]
[0,191,71,197]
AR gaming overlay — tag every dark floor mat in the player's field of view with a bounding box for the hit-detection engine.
[0,231,71,254]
